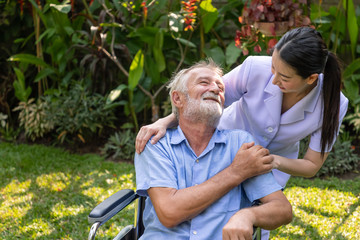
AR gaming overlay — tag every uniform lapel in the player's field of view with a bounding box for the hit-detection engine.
[264,77,282,125]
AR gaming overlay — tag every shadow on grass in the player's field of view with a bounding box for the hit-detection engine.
[0,142,135,239]
[2,143,360,239]
[271,176,360,239]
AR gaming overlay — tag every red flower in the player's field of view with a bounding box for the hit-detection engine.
[242,48,249,56]
[254,44,262,53]
[18,0,24,16]
[181,0,200,31]
[267,38,277,49]
[141,1,148,20]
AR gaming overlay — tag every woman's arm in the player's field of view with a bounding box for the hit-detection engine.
[272,148,329,178]
[135,113,178,153]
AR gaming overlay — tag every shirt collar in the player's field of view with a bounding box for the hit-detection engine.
[170,126,227,157]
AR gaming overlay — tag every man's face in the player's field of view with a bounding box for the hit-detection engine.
[182,67,225,126]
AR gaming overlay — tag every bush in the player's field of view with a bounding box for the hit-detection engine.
[13,98,54,141]
[317,139,360,177]
[44,84,116,144]
[101,129,136,161]
[299,135,360,177]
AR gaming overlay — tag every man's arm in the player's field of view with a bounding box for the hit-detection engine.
[147,143,273,228]
[148,169,239,228]
[222,190,292,240]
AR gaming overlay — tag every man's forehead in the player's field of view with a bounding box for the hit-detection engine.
[188,67,222,81]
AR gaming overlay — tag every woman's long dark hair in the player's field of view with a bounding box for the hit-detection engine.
[275,27,341,156]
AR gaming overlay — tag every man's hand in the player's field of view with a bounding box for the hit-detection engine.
[229,142,273,183]
[222,209,255,240]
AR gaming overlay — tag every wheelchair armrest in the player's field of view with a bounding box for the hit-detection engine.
[88,189,138,225]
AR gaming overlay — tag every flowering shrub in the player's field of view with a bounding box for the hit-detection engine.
[181,0,201,31]
[235,0,311,55]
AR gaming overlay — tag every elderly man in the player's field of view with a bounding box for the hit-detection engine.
[135,59,292,240]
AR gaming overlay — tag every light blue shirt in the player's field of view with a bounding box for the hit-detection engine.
[135,126,282,240]
[218,56,349,187]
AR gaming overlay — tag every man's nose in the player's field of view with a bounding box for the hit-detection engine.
[209,82,220,93]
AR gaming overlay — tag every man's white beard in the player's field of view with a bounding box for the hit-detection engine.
[183,92,223,127]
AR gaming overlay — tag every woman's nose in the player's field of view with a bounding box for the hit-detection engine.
[272,74,279,85]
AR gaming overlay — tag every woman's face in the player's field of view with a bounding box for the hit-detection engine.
[271,50,316,95]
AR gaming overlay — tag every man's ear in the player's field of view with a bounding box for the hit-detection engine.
[306,73,319,85]
[172,91,184,108]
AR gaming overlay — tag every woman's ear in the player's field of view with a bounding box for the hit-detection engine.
[306,73,319,85]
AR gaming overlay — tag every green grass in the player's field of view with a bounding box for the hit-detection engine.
[0,142,135,239]
[1,142,359,239]
[271,177,360,239]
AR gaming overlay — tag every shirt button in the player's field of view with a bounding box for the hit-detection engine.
[263,136,268,141]
[196,159,199,163]
[193,230,197,235]
[267,127,273,132]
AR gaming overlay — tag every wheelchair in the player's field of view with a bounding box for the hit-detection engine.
[88,189,262,240]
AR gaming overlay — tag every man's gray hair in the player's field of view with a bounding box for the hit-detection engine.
[167,58,223,118]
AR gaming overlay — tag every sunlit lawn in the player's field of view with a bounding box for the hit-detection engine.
[1,142,359,239]
[272,177,360,240]
[0,142,135,239]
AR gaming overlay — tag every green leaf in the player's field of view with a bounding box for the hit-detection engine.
[50,3,72,14]
[37,28,56,44]
[13,67,25,84]
[100,22,123,28]
[144,55,160,85]
[344,0,358,59]
[225,41,242,67]
[112,0,121,10]
[200,0,219,33]
[343,76,360,103]
[106,84,128,104]
[34,68,55,83]
[8,54,49,68]
[200,0,217,12]
[128,27,159,45]
[343,58,360,79]
[203,46,225,66]
[153,30,166,72]
[177,38,197,48]
[128,50,144,91]
[13,68,32,102]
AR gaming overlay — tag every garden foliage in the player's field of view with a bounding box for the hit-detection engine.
[0,0,359,169]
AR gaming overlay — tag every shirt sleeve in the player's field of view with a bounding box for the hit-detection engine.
[223,56,253,106]
[309,93,349,152]
[242,172,282,202]
[135,140,178,197]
